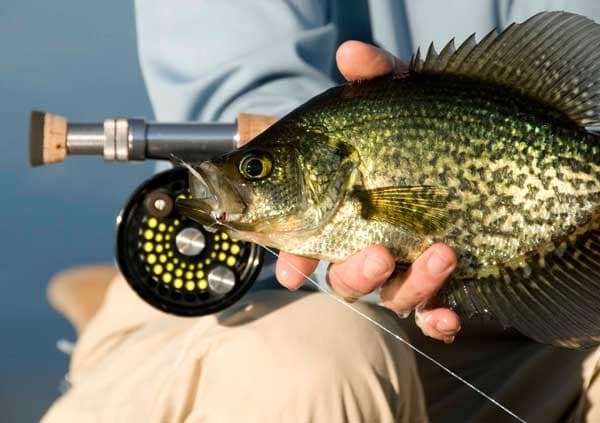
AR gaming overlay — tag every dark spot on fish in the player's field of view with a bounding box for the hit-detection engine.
[528,184,539,196]
[576,213,592,226]
[334,142,353,158]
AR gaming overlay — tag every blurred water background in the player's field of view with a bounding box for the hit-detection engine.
[0,1,153,421]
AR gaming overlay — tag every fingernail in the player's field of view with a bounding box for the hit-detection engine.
[279,266,305,291]
[427,251,453,276]
[435,319,458,335]
[443,336,456,344]
[397,309,412,319]
[344,295,358,304]
[363,255,391,280]
[381,300,412,318]
[414,308,430,324]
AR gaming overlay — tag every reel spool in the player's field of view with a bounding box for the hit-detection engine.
[116,167,264,316]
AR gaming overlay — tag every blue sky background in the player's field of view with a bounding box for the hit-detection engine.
[0,1,154,420]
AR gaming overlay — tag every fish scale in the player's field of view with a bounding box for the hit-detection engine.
[295,77,600,274]
[178,11,600,348]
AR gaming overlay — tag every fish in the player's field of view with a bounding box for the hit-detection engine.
[176,11,600,349]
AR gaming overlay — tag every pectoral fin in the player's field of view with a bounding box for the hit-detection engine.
[354,186,450,235]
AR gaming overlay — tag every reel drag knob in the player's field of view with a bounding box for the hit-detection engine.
[116,167,264,316]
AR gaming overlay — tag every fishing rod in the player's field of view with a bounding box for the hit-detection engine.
[29,111,275,166]
[29,111,527,421]
[30,111,276,316]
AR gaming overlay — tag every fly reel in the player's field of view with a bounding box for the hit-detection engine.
[116,167,264,316]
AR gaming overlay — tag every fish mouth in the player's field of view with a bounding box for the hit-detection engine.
[176,162,245,225]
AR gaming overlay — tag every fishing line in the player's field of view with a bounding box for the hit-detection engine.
[211,219,527,423]
[178,159,525,421]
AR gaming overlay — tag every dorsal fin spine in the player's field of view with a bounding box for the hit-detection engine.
[435,38,456,71]
[461,29,499,73]
[470,23,518,74]
[446,33,478,73]
[411,47,422,72]
[423,42,438,72]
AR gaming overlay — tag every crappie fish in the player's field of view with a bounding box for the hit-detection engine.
[178,12,600,349]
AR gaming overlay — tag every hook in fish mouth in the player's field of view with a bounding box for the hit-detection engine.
[175,198,243,226]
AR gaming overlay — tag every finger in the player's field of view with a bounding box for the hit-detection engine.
[380,243,457,315]
[336,40,407,81]
[415,306,461,343]
[275,252,319,290]
[327,245,395,300]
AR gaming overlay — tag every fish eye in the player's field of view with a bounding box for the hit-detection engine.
[238,152,273,180]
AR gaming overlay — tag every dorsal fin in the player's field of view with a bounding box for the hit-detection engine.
[409,11,600,128]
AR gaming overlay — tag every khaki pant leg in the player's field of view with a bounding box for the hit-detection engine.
[43,278,427,423]
[575,346,600,422]
[397,317,600,423]
[186,290,428,423]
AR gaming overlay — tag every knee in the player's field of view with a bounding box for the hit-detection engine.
[197,293,425,421]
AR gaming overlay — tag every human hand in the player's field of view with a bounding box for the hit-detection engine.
[275,41,460,343]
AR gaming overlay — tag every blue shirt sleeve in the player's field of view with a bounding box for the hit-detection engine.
[135,0,340,290]
[135,0,337,122]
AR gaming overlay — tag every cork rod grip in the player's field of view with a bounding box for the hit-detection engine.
[236,113,278,145]
[29,111,67,167]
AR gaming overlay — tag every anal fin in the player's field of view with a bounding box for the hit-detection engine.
[586,126,600,136]
[442,227,600,349]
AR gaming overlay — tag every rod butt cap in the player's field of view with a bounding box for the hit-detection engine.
[29,111,67,167]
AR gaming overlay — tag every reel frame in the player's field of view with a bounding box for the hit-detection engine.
[116,167,264,316]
